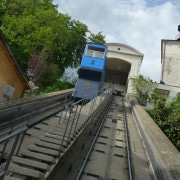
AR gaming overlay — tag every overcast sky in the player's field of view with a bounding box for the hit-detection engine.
[53,0,180,82]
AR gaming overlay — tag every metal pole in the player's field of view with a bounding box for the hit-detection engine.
[2,134,21,179]
[59,105,72,152]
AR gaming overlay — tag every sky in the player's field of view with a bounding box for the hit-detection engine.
[53,0,180,82]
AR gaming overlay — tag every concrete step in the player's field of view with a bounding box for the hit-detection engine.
[35,140,62,151]
[12,156,51,172]
[6,164,44,179]
[28,144,59,157]
[21,150,56,164]
[53,125,80,134]
[46,128,75,140]
[44,132,68,141]
[40,136,68,147]
[4,176,23,180]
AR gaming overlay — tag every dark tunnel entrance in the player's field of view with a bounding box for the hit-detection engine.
[104,58,131,91]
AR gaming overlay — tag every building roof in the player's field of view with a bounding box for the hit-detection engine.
[106,43,144,57]
[0,29,30,89]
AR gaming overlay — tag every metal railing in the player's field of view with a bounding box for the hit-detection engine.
[0,92,72,179]
[58,86,111,153]
[0,87,112,179]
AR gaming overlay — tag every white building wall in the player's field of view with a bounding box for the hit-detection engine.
[127,56,142,93]
[157,83,180,102]
[106,43,143,94]
[161,40,180,87]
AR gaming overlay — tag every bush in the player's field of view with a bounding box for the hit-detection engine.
[36,81,74,95]
[147,95,180,151]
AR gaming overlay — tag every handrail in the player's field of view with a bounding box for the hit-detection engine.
[0,91,72,179]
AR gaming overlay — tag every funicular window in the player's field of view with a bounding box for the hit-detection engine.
[86,46,105,59]
[79,69,102,81]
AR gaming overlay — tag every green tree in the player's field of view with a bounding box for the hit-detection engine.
[0,0,88,72]
[0,0,106,91]
[1,0,57,66]
[165,94,180,149]
[88,31,106,44]
[130,75,157,105]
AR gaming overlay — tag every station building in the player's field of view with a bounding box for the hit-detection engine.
[105,43,144,93]
[155,25,180,102]
[105,26,180,103]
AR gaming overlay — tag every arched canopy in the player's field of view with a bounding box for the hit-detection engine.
[105,43,143,92]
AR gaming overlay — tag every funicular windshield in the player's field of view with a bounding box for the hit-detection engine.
[79,69,102,82]
[86,46,105,59]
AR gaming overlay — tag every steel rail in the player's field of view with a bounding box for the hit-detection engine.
[123,98,133,180]
[76,95,113,180]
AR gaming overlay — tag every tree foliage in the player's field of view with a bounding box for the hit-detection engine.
[130,75,157,105]
[148,93,180,150]
[0,0,106,90]
[0,0,88,71]
[88,31,106,44]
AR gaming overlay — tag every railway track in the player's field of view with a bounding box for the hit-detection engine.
[77,94,132,180]
[1,88,156,180]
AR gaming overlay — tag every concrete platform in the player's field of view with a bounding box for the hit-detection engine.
[125,99,155,180]
[127,94,180,180]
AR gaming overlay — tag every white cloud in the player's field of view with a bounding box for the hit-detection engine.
[53,0,180,82]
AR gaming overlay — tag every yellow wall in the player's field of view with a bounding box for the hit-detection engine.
[0,41,26,100]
